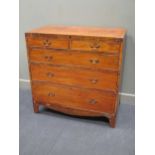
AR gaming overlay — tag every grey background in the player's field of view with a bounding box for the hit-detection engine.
[20,0,135,94]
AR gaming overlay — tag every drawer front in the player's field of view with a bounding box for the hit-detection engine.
[26,35,69,49]
[29,49,119,71]
[30,63,118,92]
[71,37,120,53]
[32,82,116,114]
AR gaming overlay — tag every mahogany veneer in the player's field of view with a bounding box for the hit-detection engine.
[25,26,126,128]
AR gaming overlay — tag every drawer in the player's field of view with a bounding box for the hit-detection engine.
[70,37,121,53]
[29,49,119,71]
[32,82,116,114]
[30,63,118,92]
[26,35,69,49]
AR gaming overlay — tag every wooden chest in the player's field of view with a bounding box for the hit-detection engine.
[25,26,126,128]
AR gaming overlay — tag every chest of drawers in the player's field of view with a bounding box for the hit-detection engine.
[25,26,126,128]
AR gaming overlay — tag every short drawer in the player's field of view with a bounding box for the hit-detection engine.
[70,37,121,53]
[32,82,116,114]
[29,49,119,71]
[26,35,69,49]
[30,63,118,92]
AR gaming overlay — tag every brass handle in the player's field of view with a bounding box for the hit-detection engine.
[43,39,51,47]
[89,59,99,64]
[90,42,101,49]
[44,55,53,61]
[90,79,98,84]
[95,44,101,48]
[48,92,55,97]
[89,99,97,104]
[46,72,54,77]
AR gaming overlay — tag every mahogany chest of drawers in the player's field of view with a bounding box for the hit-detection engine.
[25,26,126,128]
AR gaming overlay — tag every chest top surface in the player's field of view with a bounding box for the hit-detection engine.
[26,25,126,39]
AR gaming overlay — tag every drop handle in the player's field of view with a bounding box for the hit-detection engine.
[90,42,101,49]
[90,44,101,49]
[43,39,52,46]
[44,55,53,61]
[90,79,98,84]
[46,72,54,77]
[95,44,101,48]
[88,99,97,104]
[89,59,100,64]
[48,92,55,97]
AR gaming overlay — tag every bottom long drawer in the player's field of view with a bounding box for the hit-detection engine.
[32,82,116,114]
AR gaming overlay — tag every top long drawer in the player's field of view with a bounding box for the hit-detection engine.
[28,49,119,71]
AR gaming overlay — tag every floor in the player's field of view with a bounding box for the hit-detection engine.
[20,88,135,155]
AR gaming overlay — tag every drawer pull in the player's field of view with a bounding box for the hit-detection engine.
[44,55,53,61]
[48,92,55,97]
[90,79,98,84]
[89,59,99,64]
[90,42,101,49]
[43,39,52,47]
[46,72,54,77]
[89,99,97,104]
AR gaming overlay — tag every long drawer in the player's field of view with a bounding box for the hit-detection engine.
[30,63,118,92]
[32,82,116,114]
[29,49,119,71]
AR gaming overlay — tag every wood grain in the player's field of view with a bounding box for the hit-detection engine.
[27,35,69,49]
[32,82,116,114]
[25,26,126,128]
[26,25,126,38]
[30,63,118,92]
[29,49,119,71]
[71,37,120,52]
